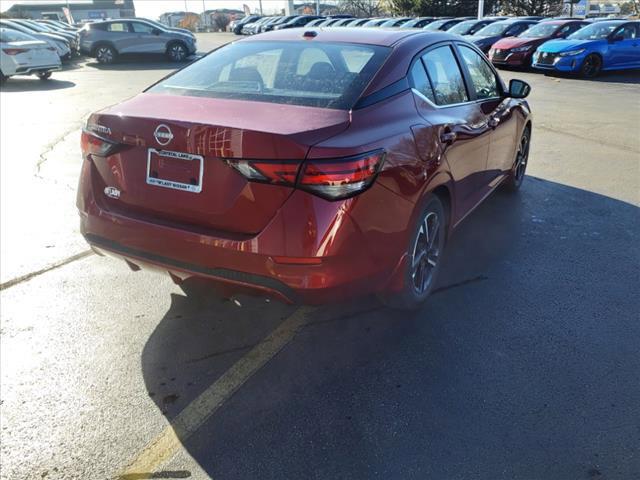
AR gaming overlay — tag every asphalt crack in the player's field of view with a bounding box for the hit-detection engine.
[35,124,83,174]
[0,250,93,291]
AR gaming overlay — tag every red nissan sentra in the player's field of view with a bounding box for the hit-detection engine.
[78,28,532,308]
[489,19,588,68]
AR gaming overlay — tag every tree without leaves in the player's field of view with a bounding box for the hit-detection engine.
[500,0,564,16]
[212,13,231,32]
[389,0,418,15]
[404,0,500,17]
[619,0,639,15]
[336,0,388,17]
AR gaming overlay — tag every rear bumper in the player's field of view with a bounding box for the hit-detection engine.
[77,159,409,304]
[14,64,61,75]
[85,233,301,303]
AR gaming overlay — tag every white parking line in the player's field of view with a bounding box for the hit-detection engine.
[118,306,313,478]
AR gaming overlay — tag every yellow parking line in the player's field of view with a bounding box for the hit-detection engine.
[119,306,313,478]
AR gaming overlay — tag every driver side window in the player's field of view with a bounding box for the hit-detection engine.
[614,24,637,39]
[458,45,500,100]
[130,22,155,34]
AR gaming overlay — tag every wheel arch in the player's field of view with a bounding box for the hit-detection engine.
[419,171,455,239]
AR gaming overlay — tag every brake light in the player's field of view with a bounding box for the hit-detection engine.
[226,150,385,200]
[225,159,300,185]
[298,150,385,200]
[2,48,29,55]
[80,129,120,157]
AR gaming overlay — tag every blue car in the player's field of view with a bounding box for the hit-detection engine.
[532,20,640,77]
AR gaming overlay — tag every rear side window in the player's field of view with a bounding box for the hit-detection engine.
[458,45,500,99]
[107,22,128,33]
[149,41,390,109]
[505,23,530,36]
[421,46,468,106]
[409,61,435,103]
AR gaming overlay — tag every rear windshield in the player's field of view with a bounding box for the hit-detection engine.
[149,41,389,110]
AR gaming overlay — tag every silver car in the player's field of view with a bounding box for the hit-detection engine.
[79,19,197,64]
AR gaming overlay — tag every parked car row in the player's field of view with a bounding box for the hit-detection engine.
[232,14,639,77]
[0,16,199,82]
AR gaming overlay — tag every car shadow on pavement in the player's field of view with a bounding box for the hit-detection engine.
[85,54,196,71]
[138,177,639,480]
[0,78,76,92]
[543,69,640,85]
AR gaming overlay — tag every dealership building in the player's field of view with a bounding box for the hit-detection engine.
[4,0,135,22]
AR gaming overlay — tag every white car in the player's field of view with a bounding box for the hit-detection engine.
[0,28,61,83]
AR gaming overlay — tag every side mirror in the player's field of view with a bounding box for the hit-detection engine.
[610,35,624,42]
[152,28,161,35]
[508,79,531,99]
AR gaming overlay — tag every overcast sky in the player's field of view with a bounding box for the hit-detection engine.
[0,1,292,19]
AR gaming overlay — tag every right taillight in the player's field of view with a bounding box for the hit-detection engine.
[226,150,385,201]
[298,150,385,200]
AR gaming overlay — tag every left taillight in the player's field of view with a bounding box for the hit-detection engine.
[225,159,300,185]
[80,129,121,158]
[2,48,29,55]
[225,150,385,201]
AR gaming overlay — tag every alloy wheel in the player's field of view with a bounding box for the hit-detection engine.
[96,46,114,64]
[582,54,601,78]
[514,132,529,182]
[411,211,441,295]
[169,44,187,62]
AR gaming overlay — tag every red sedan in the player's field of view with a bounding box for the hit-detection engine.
[78,28,532,308]
[488,19,588,68]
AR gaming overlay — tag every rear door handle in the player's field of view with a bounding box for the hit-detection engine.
[488,116,500,128]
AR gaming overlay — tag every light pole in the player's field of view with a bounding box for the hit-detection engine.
[316,0,320,15]
[478,0,484,19]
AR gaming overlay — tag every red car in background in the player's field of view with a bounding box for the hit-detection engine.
[489,20,588,68]
[78,28,532,309]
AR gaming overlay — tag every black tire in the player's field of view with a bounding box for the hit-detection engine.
[166,42,188,62]
[94,44,117,64]
[380,195,447,310]
[504,126,531,192]
[37,71,52,80]
[0,71,7,84]
[580,53,602,78]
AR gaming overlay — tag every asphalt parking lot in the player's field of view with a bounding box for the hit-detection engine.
[1,32,639,480]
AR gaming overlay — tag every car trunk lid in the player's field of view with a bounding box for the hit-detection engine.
[86,93,350,235]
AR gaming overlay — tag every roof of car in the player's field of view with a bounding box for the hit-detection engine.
[543,19,587,25]
[242,27,454,47]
